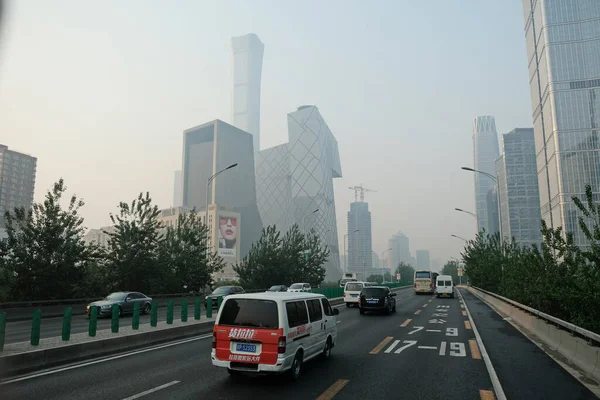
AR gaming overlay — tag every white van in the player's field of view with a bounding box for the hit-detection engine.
[435,275,454,298]
[211,292,339,380]
[344,281,370,307]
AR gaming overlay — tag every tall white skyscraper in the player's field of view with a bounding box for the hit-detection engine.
[173,170,182,208]
[230,33,264,154]
[472,116,500,233]
[522,1,600,248]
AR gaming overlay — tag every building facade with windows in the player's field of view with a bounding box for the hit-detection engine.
[182,120,262,258]
[0,144,37,229]
[496,128,542,247]
[522,0,600,248]
[472,116,500,233]
[347,201,372,272]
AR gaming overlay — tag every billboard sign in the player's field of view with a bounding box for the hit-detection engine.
[217,213,238,258]
[457,268,463,277]
[396,273,401,280]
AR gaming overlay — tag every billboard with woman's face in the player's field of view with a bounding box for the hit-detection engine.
[217,214,238,257]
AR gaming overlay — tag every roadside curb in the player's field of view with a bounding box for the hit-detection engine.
[466,286,600,389]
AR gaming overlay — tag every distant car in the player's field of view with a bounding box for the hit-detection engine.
[288,283,312,292]
[358,286,396,315]
[266,285,288,292]
[344,281,370,307]
[86,291,152,318]
[205,286,245,308]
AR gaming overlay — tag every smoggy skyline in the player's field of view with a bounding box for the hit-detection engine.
[0,1,533,264]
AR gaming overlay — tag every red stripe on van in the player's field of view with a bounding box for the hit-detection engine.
[214,325,284,365]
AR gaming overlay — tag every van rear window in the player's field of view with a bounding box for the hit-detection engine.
[345,283,363,291]
[219,299,279,329]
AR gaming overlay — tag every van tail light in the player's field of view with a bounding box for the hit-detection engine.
[278,336,287,354]
[344,292,347,297]
[414,283,417,288]
[212,331,217,349]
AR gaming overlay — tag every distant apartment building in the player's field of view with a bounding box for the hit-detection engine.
[416,250,431,270]
[388,232,411,269]
[0,144,37,229]
[347,201,372,271]
[231,33,264,154]
[522,1,600,248]
[496,128,542,247]
[182,119,262,258]
[472,116,500,233]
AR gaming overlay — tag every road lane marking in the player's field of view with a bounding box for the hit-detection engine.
[439,341,447,355]
[385,340,401,353]
[400,318,412,327]
[414,309,422,315]
[394,340,417,354]
[370,336,394,354]
[0,334,213,385]
[460,304,465,309]
[426,329,441,332]
[422,304,428,308]
[462,311,467,316]
[428,299,432,303]
[464,320,472,330]
[316,379,350,400]
[479,390,495,400]
[458,290,507,400]
[337,321,342,324]
[446,327,458,336]
[408,326,423,335]
[121,381,180,400]
[469,339,482,360]
[417,346,437,350]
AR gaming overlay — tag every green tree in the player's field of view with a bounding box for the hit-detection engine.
[2,179,91,300]
[103,192,163,293]
[395,262,415,284]
[440,260,460,283]
[233,224,329,289]
[233,225,285,289]
[461,230,503,293]
[366,274,383,284]
[158,210,225,293]
[573,184,600,266]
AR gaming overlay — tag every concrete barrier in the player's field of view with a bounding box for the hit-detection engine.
[467,286,600,385]
[0,286,411,379]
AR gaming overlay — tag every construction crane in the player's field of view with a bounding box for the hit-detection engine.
[349,185,377,202]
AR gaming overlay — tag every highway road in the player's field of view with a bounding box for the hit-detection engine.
[0,288,596,400]
[4,305,189,344]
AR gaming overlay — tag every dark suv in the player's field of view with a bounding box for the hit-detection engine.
[358,286,397,315]
[205,286,245,308]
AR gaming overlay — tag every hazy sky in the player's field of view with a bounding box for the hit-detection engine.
[0,0,533,266]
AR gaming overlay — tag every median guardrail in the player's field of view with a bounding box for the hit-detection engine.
[467,286,600,384]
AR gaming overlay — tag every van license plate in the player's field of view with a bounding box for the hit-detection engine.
[236,344,257,353]
[367,300,378,304]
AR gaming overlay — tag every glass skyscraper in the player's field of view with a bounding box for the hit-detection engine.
[496,128,542,248]
[231,33,264,154]
[347,201,372,273]
[472,116,500,233]
[523,1,600,247]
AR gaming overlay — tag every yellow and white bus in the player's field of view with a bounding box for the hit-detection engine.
[413,270,435,295]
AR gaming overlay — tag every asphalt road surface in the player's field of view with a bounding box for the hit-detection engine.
[1,288,596,400]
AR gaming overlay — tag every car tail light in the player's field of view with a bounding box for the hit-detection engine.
[212,331,217,349]
[278,336,286,354]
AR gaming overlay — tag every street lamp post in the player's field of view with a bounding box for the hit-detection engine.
[204,163,238,255]
[451,234,468,242]
[381,248,392,282]
[461,166,503,242]
[343,229,359,274]
[303,209,319,234]
[454,208,477,219]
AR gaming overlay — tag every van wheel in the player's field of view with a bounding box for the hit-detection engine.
[345,303,350,308]
[322,337,332,360]
[289,352,303,381]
